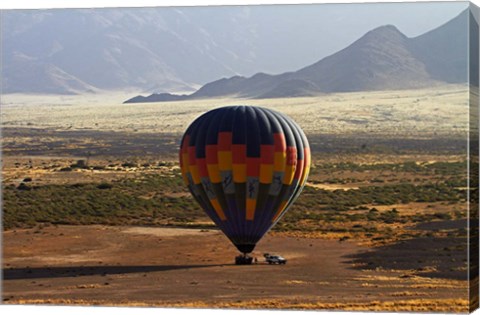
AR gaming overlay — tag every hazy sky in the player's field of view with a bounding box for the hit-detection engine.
[2,0,473,88]
[292,2,467,37]
[247,2,469,45]
[183,1,469,74]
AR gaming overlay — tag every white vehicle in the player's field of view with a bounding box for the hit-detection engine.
[264,253,287,265]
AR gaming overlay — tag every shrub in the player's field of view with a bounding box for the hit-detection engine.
[71,160,88,169]
[17,183,31,191]
[97,183,113,189]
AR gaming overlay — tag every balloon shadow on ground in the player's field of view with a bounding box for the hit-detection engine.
[343,220,472,281]
[343,233,468,280]
[3,264,231,280]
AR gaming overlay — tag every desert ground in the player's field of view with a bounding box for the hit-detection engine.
[1,84,469,137]
[2,225,469,311]
[1,85,476,312]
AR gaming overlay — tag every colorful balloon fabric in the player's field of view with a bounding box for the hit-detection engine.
[180,106,310,254]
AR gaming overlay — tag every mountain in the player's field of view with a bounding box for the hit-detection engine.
[1,8,260,94]
[123,93,188,103]
[3,5,469,95]
[291,24,433,92]
[408,8,469,84]
[3,52,99,94]
[468,7,479,88]
[125,9,469,103]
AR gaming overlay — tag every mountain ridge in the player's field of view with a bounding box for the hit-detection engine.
[125,9,469,103]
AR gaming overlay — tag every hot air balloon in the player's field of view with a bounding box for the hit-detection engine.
[179,106,310,263]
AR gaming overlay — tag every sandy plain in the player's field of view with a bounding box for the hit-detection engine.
[1,85,475,312]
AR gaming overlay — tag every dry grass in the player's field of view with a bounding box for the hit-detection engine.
[1,86,472,312]
[2,85,468,137]
[8,298,469,312]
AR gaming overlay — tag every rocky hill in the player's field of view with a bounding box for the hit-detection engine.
[125,9,469,103]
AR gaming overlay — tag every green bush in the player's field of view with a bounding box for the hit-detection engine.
[97,183,113,189]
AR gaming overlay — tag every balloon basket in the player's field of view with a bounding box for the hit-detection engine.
[235,254,253,265]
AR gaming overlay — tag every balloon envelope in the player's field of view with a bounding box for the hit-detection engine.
[180,106,310,254]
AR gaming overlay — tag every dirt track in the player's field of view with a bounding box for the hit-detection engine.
[2,225,468,311]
